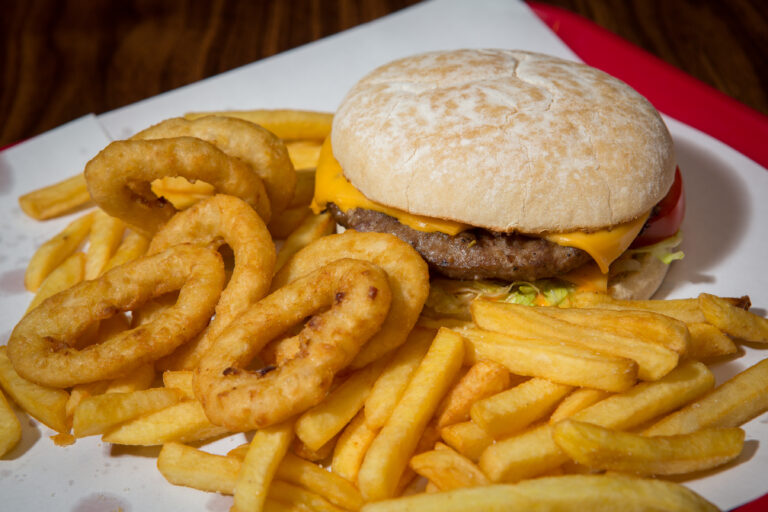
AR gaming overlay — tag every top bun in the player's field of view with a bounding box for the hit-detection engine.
[332,49,676,233]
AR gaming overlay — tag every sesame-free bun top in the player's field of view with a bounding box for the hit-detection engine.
[331,49,676,233]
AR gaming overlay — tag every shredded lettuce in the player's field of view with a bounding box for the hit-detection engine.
[625,231,685,265]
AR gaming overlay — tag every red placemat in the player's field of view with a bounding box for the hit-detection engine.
[528,1,768,172]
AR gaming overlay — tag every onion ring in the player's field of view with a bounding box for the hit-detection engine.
[148,194,276,370]
[7,245,225,388]
[271,231,429,368]
[133,116,296,215]
[195,258,391,431]
[84,137,271,236]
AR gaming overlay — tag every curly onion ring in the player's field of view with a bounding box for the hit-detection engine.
[271,231,429,368]
[133,116,296,215]
[84,137,271,236]
[148,194,276,370]
[195,258,391,431]
[8,245,225,388]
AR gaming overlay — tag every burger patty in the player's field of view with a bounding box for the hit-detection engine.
[327,203,592,281]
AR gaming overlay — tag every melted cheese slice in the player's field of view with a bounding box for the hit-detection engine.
[313,137,650,272]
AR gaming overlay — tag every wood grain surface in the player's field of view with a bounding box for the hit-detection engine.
[1,0,766,147]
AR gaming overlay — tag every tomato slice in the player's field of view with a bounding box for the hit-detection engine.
[632,167,685,247]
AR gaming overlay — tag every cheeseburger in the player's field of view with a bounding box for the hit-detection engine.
[313,49,684,315]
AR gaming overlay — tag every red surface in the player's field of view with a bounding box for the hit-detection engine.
[528,1,768,171]
[527,4,768,510]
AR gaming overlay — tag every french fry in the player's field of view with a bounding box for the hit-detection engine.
[26,252,85,312]
[24,211,94,291]
[232,422,293,512]
[479,361,714,482]
[102,399,229,445]
[296,358,386,451]
[0,388,22,457]
[553,419,744,475]
[276,452,364,511]
[274,211,335,271]
[73,388,183,437]
[292,434,337,462]
[549,388,612,423]
[436,359,511,428]
[184,109,333,141]
[104,363,155,393]
[66,381,109,420]
[358,474,719,512]
[364,327,434,429]
[18,173,92,220]
[269,480,345,512]
[535,306,690,355]
[645,358,768,436]
[162,370,195,399]
[569,292,707,324]
[409,443,489,490]
[686,322,739,361]
[357,328,464,501]
[0,346,69,433]
[286,143,322,172]
[85,209,126,279]
[471,300,679,381]
[470,377,573,439]
[439,421,493,462]
[461,327,637,392]
[158,442,240,494]
[699,293,768,342]
[332,410,379,482]
[103,230,149,272]
[268,205,311,239]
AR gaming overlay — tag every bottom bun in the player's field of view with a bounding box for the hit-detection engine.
[608,251,670,300]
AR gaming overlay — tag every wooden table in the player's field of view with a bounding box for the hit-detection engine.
[1,0,766,147]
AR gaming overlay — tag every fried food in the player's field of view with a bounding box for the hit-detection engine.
[0,387,22,457]
[103,229,150,272]
[272,231,430,368]
[18,173,92,220]
[148,195,275,369]
[26,252,85,312]
[184,109,333,141]
[436,360,511,428]
[195,259,392,431]
[84,137,271,236]
[409,443,489,491]
[84,209,126,279]
[332,409,379,482]
[274,211,335,271]
[8,245,225,388]
[133,116,296,215]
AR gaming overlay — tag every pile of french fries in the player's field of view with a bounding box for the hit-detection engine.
[3,109,768,511]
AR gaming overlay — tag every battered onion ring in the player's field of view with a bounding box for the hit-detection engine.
[148,194,276,370]
[271,231,429,368]
[195,258,391,431]
[84,137,271,236]
[7,245,225,388]
[133,116,296,215]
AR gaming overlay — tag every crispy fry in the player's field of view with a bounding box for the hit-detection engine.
[332,410,378,482]
[553,419,744,475]
[24,211,94,291]
[73,388,183,437]
[0,388,22,457]
[570,292,707,324]
[269,480,345,512]
[0,346,69,433]
[471,300,679,381]
[162,370,195,399]
[66,381,109,421]
[699,293,768,342]
[470,377,573,439]
[645,358,768,435]
[461,327,637,392]
[268,205,311,239]
[286,143,322,172]
[364,327,434,429]
[102,230,149,272]
[85,209,126,279]
[358,328,464,501]
[232,422,293,512]
[479,361,715,482]
[291,434,338,462]
[686,322,739,361]
[276,452,364,511]
[296,359,386,451]
[439,421,493,462]
[18,173,92,220]
[549,388,612,423]
[184,109,333,141]
[274,211,335,271]
[26,252,85,312]
[158,442,240,494]
[436,360,511,428]
[409,443,489,490]
[105,363,155,393]
[102,399,229,445]
[359,474,718,512]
